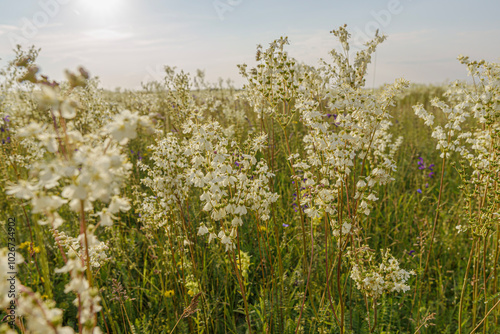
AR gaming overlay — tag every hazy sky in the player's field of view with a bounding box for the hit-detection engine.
[0,0,499,90]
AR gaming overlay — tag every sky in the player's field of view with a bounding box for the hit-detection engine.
[0,0,499,90]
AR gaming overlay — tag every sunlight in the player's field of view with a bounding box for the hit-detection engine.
[79,0,122,16]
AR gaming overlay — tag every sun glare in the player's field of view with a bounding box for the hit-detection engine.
[80,0,122,16]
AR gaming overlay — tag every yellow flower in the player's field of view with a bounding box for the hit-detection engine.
[312,216,322,224]
[164,290,174,298]
[258,225,267,232]
[18,241,31,249]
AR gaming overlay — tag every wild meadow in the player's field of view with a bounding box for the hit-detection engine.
[0,25,499,334]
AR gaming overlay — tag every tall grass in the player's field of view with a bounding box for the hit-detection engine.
[0,27,499,334]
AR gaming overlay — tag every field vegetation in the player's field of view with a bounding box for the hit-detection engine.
[0,26,499,334]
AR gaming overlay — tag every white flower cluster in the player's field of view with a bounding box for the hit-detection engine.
[55,250,102,334]
[238,36,302,126]
[106,109,153,145]
[278,26,415,300]
[332,221,352,238]
[292,26,408,220]
[140,119,278,252]
[324,24,387,89]
[0,248,76,334]
[413,98,470,159]
[52,229,110,268]
[35,85,80,120]
[0,249,23,309]
[189,127,278,251]
[139,133,189,215]
[413,57,500,234]
[2,66,153,333]
[350,248,415,299]
[6,108,137,228]
[147,65,200,128]
[15,292,76,334]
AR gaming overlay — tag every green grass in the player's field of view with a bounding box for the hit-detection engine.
[0,40,499,334]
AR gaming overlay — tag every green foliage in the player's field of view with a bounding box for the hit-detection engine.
[0,26,499,334]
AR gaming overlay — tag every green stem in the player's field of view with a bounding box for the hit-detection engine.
[423,156,446,278]
[459,239,476,334]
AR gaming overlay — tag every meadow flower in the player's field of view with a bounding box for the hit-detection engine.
[417,157,435,177]
[8,26,498,334]
[16,122,45,137]
[140,119,277,251]
[349,248,414,299]
[198,224,209,235]
[106,109,152,145]
[31,195,67,213]
[6,180,37,199]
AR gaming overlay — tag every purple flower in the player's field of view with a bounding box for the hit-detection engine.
[417,157,426,170]
[417,189,422,194]
[234,161,240,167]
[409,250,415,256]
[282,223,289,228]
[418,158,436,178]
[4,116,10,122]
